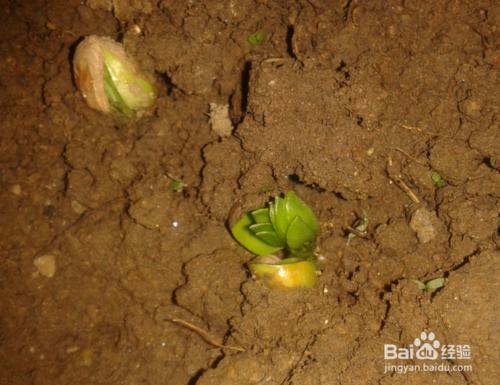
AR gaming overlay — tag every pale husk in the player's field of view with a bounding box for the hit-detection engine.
[73,36,112,113]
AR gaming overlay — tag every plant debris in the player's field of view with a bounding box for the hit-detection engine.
[346,211,369,245]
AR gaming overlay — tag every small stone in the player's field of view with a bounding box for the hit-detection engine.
[208,103,233,137]
[33,255,56,278]
[71,200,87,214]
[460,98,482,119]
[10,184,22,196]
[410,207,439,243]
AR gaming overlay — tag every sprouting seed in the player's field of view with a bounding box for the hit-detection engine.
[73,35,157,117]
[230,191,321,289]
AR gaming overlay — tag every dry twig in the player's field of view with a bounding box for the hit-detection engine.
[390,175,421,204]
[391,147,427,166]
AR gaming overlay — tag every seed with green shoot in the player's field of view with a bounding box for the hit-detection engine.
[73,35,157,117]
[231,191,321,288]
[231,191,320,258]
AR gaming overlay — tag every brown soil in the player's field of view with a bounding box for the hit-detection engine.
[1,1,499,384]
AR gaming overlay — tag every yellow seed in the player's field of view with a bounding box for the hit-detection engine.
[249,259,318,289]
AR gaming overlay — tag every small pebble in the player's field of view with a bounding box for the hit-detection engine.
[33,255,56,278]
[71,200,87,215]
[410,207,439,243]
[10,184,22,196]
[208,103,233,137]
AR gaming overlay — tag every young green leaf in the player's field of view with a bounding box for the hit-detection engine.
[284,191,320,235]
[425,277,446,291]
[269,196,289,241]
[231,191,320,259]
[247,31,264,45]
[431,171,446,188]
[167,179,187,192]
[253,231,286,248]
[250,208,271,224]
[414,277,447,292]
[249,222,275,234]
[286,216,316,251]
[231,213,283,255]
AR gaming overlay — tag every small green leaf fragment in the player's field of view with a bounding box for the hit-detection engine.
[250,208,271,224]
[414,277,446,292]
[284,191,320,236]
[489,157,499,171]
[167,179,186,192]
[247,31,264,45]
[431,171,446,188]
[231,213,283,255]
[425,277,446,291]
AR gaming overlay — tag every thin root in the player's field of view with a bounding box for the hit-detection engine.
[391,147,427,166]
[167,318,245,352]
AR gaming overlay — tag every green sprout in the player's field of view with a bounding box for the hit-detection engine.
[247,31,264,45]
[431,171,446,188]
[232,191,320,258]
[231,191,320,288]
[414,277,447,292]
[167,178,187,193]
[489,157,499,171]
